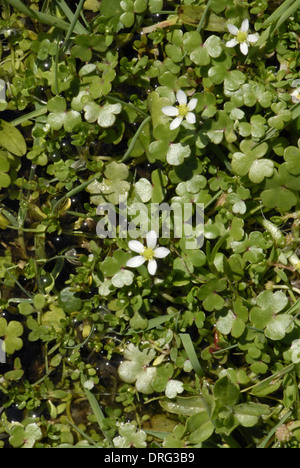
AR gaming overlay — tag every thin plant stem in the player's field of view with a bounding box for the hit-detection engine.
[61,0,86,52]
[121,115,151,163]
[107,96,148,118]
[4,0,85,33]
[196,0,213,33]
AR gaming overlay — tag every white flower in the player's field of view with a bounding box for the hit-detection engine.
[290,79,300,103]
[126,230,170,276]
[162,89,197,130]
[226,19,259,56]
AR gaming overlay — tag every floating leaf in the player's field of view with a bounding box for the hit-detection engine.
[0,120,26,156]
[261,163,300,211]
[84,101,122,127]
[111,269,134,288]
[231,139,272,183]
[118,343,157,394]
[283,145,300,175]
[0,318,23,355]
[167,143,191,166]
[250,290,291,340]
[135,178,153,202]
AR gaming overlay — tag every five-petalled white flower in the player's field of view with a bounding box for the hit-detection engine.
[226,19,259,56]
[126,230,170,276]
[162,89,197,130]
[290,79,300,103]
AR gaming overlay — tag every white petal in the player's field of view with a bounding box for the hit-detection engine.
[128,240,145,253]
[170,116,183,130]
[176,89,187,106]
[226,39,238,48]
[227,23,239,35]
[240,41,248,55]
[291,89,300,98]
[247,33,259,44]
[186,112,196,124]
[292,79,300,87]
[291,90,300,103]
[126,256,146,268]
[146,230,157,249]
[162,106,179,117]
[241,18,249,32]
[153,247,170,258]
[187,98,197,111]
[147,259,157,275]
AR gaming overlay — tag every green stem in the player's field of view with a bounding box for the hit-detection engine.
[4,0,86,33]
[10,107,48,126]
[4,270,33,299]
[56,0,90,33]
[257,410,293,449]
[196,0,213,33]
[61,0,86,52]
[107,96,148,118]
[52,172,102,213]
[66,419,100,447]
[204,189,223,210]
[54,32,61,95]
[121,115,151,163]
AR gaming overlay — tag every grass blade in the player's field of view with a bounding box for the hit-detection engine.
[249,0,300,56]
[56,0,89,34]
[61,0,88,51]
[66,419,100,447]
[257,410,293,448]
[4,0,86,33]
[179,333,204,377]
[81,375,113,446]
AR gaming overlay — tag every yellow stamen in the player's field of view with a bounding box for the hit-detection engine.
[142,248,155,260]
[236,31,248,43]
[177,104,189,117]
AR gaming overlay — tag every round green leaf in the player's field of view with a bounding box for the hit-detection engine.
[111,269,134,288]
[167,143,191,166]
[58,287,82,313]
[213,375,239,406]
[248,159,274,183]
[284,145,300,175]
[0,155,10,172]
[0,120,27,156]
[190,46,210,66]
[135,178,153,202]
[265,315,292,341]
[204,35,222,58]
[0,172,11,188]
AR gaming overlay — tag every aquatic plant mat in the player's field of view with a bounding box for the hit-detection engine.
[1,0,300,450]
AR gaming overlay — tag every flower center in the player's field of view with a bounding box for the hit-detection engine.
[177,104,189,117]
[236,31,248,43]
[142,247,154,260]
